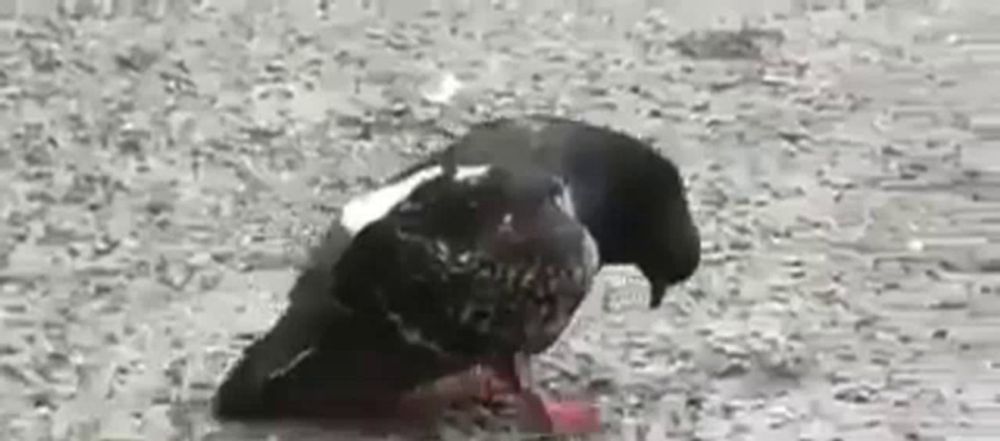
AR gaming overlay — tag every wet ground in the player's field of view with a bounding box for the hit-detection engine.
[2,1,1000,440]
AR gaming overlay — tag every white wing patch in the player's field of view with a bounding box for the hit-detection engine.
[340,164,492,235]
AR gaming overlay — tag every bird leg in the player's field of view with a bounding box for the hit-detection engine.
[464,353,553,432]
[507,353,559,432]
[398,355,597,434]
[395,360,515,413]
[512,352,533,391]
[486,353,601,434]
[475,352,529,403]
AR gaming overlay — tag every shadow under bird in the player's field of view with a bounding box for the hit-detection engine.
[214,161,601,432]
[388,114,701,309]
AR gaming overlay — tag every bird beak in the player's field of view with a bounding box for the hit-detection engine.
[648,279,667,309]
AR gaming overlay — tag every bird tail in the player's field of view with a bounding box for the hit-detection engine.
[212,297,346,420]
[212,234,358,421]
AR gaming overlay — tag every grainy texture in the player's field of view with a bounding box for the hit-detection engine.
[1,1,999,440]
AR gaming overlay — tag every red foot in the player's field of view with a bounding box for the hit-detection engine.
[395,364,601,435]
[542,400,602,434]
[511,390,601,435]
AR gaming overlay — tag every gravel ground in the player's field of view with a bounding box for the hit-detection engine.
[1,1,1000,440]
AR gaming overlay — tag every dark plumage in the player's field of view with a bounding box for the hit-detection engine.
[388,115,701,308]
[213,162,600,422]
[212,221,355,420]
[337,164,600,357]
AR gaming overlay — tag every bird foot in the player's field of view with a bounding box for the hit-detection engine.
[476,356,600,434]
[538,399,602,434]
[401,364,600,434]
[488,389,601,435]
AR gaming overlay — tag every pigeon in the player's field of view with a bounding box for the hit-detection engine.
[213,161,601,430]
[386,114,701,309]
